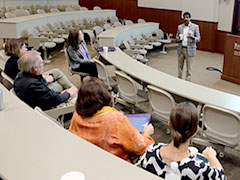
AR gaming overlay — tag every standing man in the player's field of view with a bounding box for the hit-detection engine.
[176,12,200,81]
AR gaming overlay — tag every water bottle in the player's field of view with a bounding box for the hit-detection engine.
[0,89,4,110]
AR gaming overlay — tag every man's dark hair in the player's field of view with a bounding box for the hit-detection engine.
[183,12,191,18]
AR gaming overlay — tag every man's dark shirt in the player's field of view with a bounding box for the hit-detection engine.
[14,72,70,110]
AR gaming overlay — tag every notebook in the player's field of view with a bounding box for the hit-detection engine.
[125,113,151,134]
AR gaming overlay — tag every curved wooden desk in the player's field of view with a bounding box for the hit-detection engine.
[0,10,116,38]
[0,83,160,180]
[98,22,159,47]
[100,48,240,113]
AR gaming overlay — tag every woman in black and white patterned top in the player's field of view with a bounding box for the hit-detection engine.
[141,102,226,180]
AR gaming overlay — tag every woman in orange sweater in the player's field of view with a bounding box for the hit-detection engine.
[69,77,154,162]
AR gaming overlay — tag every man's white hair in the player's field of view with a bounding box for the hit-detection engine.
[18,50,42,73]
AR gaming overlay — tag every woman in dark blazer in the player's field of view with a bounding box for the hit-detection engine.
[66,29,98,77]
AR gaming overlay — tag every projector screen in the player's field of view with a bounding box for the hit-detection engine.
[138,0,219,22]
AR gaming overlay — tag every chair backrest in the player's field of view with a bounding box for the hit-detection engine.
[5,12,16,18]
[113,21,122,27]
[147,85,175,122]
[64,48,72,70]
[40,25,51,32]
[72,4,81,11]
[0,50,9,69]
[125,20,134,25]
[1,71,14,86]
[50,8,60,13]
[115,70,138,104]
[156,29,164,39]
[123,40,131,50]
[103,23,112,30]
[128,37,135,46]
[202,104,240,149]
[80,7,88,11]
[63,20,73,27]
[37,9,46,14]
[6,6,16,12]
[110,16,119,24]
[93,6,102,10]
[137,18,146,23]
[93,26,103,36]
[14,9,30,17]
[29,27,40,36]
[65,7,74,12]
[34,106,63,127]
[74,19,84,25]
[52,22,62,29]
[94,59,111,89]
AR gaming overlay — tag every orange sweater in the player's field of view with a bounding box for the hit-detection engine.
[69,110,154,162]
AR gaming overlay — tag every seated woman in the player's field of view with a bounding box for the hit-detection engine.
[4,38,74,92]
[66,29,98,77]
[141,102,226,179]
[69,77,155,162]
[4,38,27,80]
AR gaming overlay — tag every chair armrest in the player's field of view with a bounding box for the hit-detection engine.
[44,104,75,119]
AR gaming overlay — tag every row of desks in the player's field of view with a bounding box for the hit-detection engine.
[98,23,240,114]
[0,9,116,38]
[0,83,160,180]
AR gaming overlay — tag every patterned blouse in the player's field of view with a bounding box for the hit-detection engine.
[141,143,226,180]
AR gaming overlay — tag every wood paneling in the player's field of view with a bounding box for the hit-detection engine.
[80,0,224,53]
[221,34,240,84]
[215,31,228,54]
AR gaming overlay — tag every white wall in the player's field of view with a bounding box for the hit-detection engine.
[218,0,235,32]
[138,0,234,32]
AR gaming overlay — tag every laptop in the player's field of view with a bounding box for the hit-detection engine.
[125,113,151,134]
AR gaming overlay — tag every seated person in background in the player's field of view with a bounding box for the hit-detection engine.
[14,51,78,110]
[66,29,98,77]
[4,38,71,92]
[141,102,226,179]
[4,38,27,80]
[69,77,155,162]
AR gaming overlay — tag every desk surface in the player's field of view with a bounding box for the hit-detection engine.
[0,84,160,180]
[98,22,159,46]
[100,48,240,113]
[0,10,116,38]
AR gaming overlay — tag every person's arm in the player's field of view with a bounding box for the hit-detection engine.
[202,147,223,169]
[67,47,91,64]
[117,113,155,155]
[176,25,180,40]
[194,25,200,43]
[31,81,70,109]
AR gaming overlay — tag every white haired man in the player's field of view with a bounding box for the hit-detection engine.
[14,51,78,110]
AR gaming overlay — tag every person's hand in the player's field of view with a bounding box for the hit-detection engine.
[44,75,54,83]
[90,58,95,62]
[202,146,217,160]
[61,86,78,98]
[187,35,195,39]
[143,123,154,135]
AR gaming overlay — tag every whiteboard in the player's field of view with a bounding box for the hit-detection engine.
[138,0,219,22]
